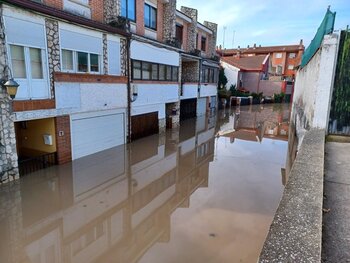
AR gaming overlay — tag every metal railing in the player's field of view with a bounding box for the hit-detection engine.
[18,152,57,176]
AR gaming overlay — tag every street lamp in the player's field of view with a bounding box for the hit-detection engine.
[2,78,19,99]
[1,66,19,99]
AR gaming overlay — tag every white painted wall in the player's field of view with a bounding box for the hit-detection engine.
[200,84,217,97]
[221,61,240,89]
[131,40,180,66]
[55,82,127,112]
[181,84,198,100]
[131,83,179,118]
[197,128,215,145]
[293,34,339,131]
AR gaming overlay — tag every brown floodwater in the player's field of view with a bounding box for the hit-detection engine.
[0,104,291,263]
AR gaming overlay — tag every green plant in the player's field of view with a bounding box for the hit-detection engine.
[251,92,264,100]
[218,67,228,89]
[274,92,285,103]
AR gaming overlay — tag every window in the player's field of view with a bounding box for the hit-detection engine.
[142,62,151,80]
[61,49,100,73]
[202,66,218,83]
[289,53,296,59]
[10,45,26,78]
[288,65,294,70]
[275,53,282,59]
[90,54,99,72]
[29,48,43,79]
[151,64,158,80]
[132,60,141,79]
[175,24,183,45]
[132,60,178,81]
[201,36,207,51]
[276,65,283,74]
[62,50,73,71]
[121,0,136,21]
[144,4,157,30]
[77,52,88,72]
[159,64,165,80]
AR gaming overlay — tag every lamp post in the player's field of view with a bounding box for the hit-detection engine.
[1,66,19,99]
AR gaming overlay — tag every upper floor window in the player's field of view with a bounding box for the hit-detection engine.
[175,24,183,45]
[144,4,157,30]
[275,53,282,59]
[201,36,207,51]
[10,45,44,79]
[121,0,136,21]
[288,65,294,70]
[62,49,100,73]
[202,66,218,83]
[289,53,296,59]
[132,60,178,82]
[276,65,283,74]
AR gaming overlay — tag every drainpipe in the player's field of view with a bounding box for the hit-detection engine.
[127,37,132,143]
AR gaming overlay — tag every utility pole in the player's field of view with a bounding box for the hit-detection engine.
[232,30,235,48]
[223,26,227,49]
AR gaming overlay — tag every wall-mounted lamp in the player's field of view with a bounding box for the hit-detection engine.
[1,66,19,99]
[130,84,138,102]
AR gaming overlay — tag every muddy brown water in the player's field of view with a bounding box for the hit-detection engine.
[0,104,290,263]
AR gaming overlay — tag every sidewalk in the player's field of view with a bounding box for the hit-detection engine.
[322,142,350,262]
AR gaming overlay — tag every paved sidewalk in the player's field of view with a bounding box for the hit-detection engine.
[322,142,350,262]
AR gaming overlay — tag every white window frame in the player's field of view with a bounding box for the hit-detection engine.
[7,43,50,99]
[275,53,282,59]
[289,53,296,59]
[60,49,101,74]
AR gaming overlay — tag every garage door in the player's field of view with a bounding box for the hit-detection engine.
[71,112,125,160]
[131,112,158,141]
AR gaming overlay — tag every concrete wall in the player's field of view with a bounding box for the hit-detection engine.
[181,84,198,99]
[200,84,217,97]
[292,34,339,133]
[242,72,261,93]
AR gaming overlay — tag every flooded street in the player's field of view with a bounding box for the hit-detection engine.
[0,104,290,263]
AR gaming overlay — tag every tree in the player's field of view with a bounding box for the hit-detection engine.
[218,67,228,89]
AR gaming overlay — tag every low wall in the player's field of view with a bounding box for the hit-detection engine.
[259,80,283,97]
[259,129,325,262]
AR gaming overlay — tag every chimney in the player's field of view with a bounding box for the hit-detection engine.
[253,43,256,49]
[299,39,303,46]
[259,44,261,47]
[247,45,250,48]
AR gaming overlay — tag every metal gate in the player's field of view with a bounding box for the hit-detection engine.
[329,29,350,136]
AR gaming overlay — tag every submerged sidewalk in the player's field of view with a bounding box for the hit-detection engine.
[322,142,350,262]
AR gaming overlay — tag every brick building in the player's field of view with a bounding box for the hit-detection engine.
[218,41,305,80]
[0,0,219,182]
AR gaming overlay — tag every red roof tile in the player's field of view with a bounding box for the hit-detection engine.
[221,55,268,71]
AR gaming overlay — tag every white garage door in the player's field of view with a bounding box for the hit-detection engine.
[71,112,125,160]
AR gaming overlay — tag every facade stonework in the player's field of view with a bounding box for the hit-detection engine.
[163,0,177,42]
[159,118,166,133]
[45,18,60,98]
[180,6,198,52]
[0,5,19,183]
[182,61,200,82]
[103,33,108,74]
[104,0,121,24]
[204,21,218,58]
[120,38,127,76]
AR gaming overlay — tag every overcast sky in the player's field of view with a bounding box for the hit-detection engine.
[176,0,349,49]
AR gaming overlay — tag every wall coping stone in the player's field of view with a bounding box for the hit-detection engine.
[259,129,325,262]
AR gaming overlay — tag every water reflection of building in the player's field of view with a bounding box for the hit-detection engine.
[0,115,216,263]
[217,104,290,143]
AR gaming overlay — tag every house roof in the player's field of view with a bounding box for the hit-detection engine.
[2,0,130,37]
[218,44,304,56]
[221,55,268,71]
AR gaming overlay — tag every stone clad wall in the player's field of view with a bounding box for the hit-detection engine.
[163,0,177,42]
[204,21,218,58]
[45,19,61,98]
[181,6,198,52]
[104,0,121,24]
[182,61,199,82]
[0,5,19,182]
